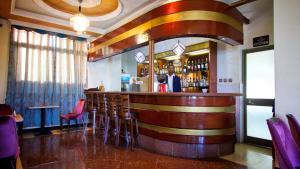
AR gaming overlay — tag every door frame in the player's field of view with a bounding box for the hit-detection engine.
[242,45,274,147]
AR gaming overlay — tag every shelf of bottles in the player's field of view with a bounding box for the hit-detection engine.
[155,54,210,93]
[138,63,149,77]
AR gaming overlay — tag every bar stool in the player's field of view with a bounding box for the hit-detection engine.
[116,94,139,150]
[103,94,120,145]
[86,93,98,134]
[96,93,106,132]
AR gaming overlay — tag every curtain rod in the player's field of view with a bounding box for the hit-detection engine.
[12,25,87,42]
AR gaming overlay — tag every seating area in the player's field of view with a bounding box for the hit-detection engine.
[1,0,300,169]
[86,93,139,149]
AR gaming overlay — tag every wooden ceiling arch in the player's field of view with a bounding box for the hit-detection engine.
[88,0,247,61]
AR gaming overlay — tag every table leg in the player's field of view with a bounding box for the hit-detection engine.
[35,108,52,135]
[93,108,96,135]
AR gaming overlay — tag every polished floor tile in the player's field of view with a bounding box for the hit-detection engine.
[20,130,248,169]
[221,143,272,169]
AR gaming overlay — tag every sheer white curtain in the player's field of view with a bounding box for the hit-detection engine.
[6,27,87,128]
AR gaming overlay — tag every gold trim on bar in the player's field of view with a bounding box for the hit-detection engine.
[139,122,235,136]
[89,10,243,53]
[131,103,235,113]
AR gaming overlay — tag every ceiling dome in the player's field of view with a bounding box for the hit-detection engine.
[62,0,102,8]
[33,0,122,21]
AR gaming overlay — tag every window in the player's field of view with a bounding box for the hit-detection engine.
[12,28,87,84]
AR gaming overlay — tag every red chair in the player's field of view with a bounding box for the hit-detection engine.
[60,99,86,130]
[287,114,300,148]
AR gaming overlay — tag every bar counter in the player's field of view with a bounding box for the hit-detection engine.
[85,91,241,158]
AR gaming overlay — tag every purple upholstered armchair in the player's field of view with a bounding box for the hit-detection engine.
[287,114,300,148]
[0,116,19,169]
[267,117,300,169]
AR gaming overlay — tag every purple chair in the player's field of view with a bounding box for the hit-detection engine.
[287,114,300,148]
[267,117,300,169]
[0,116,19,169]
[0,104,13,116]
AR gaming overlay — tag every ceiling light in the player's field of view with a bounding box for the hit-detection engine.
[135,51,146,63]
[185,49,209,56]
[70,0,90,34]
[163,55,181,61]
[172,41,185,56]
[137,33,149,44]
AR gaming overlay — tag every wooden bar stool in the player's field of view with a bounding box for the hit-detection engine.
[103,94,120,145]
[86,93,98,134]
[96,93,106,131]
[116,94,139,150]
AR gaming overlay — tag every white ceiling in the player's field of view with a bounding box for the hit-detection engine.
[12,0,273,37]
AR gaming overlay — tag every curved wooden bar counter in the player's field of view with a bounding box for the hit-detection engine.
[85,91,240,158]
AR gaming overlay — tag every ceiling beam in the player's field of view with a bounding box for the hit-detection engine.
[230,0,257,8]
[225,0,257,24]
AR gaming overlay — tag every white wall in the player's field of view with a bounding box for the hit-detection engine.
[217,2,274,90]
[217,1,273,142]
[274,0,300,121]
[87,54,121,91]
[0,19,10,103]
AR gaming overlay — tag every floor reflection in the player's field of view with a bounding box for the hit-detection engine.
[20,130,248,169]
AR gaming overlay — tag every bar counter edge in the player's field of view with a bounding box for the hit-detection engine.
[84,91,241,158]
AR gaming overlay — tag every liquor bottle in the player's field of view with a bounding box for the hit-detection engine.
[191,60,194,72]
[201,59,205,71]
[187,60,190,71]
[195,77,199,87]
[197,59,201,71]
[205,58,209,70]
[188,77,191,87]
[183,64,187,73]
[194,60,198,71]
[193,78,196,87]
[205,76,209,87]
[190,77,193,87]
[141,67,145,77]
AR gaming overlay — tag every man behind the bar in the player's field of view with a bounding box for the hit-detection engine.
[166,65,181,92]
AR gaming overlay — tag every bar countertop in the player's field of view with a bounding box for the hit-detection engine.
[84,91,242,97]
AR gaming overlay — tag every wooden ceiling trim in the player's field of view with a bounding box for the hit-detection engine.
[88,0,246,61]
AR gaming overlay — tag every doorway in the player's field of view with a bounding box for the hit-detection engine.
[242,46,274,147]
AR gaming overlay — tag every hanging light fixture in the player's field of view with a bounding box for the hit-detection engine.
[172,41,185,56]
[70,0,90,34]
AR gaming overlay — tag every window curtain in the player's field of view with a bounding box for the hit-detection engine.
[6,27,87,128]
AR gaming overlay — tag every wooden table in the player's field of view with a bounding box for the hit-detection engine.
[28,105,59,135]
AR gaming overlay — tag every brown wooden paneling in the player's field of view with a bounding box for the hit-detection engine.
[148,21,243,44]
[91,0,246,46]
[209,41,218,93]
[133,109,235,129]
[130,95,235,106]
[92,20,243,58]
[139,128,235,144]
[89,0,246,60]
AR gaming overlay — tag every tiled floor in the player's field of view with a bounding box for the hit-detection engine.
[19,129,272,169]
[221,143,272,169]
